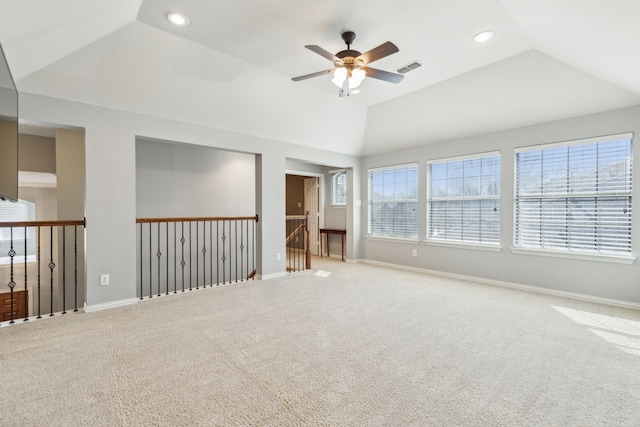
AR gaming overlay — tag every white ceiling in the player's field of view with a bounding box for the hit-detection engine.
[0,0,638,156]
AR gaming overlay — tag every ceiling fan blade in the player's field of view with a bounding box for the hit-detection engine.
[362,67,405,84]
[305,45,340,62]
[291,69,334,82]
[356,41,399,65]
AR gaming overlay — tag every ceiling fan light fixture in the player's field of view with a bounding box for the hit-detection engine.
[332,67,366,89]
[350,68,366,89]
[473,31,494,43]
[331,67,348,88]
[166,12,190,27]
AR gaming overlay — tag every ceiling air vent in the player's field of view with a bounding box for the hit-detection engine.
[396,61,422,74]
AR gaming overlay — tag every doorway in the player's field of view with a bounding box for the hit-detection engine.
[285,173,323,258]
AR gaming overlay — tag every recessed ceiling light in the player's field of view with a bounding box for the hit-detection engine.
[166,12,190,26]
[473,31,494,43]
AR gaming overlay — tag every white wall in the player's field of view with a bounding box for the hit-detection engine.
[19,93,361,308]
[362,105,640,304]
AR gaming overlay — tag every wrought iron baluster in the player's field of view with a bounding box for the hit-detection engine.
[74,225,78,312]
[180,222,185,292]
[235,221,238,283]
[37,227,41,318]
[24,225,29,321]
[195,221,199,290]
[240,220,245,281]
[166,222,169,295]
[157,222,161,297]
[209,220,213,287]
[174,222,177,294]
[62,226,67,314]
[149,222,153,298]
[216,221,220,286]
[228,220,232,283]
[49,226,55,316]
[156,222,162,296]
[139,223,143,300]
[7,228,16,323]
[286,219,291,273]
[189,222,193,291]
[202,221,207,288]
[222,221,227,284]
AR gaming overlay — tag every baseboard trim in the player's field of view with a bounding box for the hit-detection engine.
[84,298,139,313]
[363,259,640,311]
[258,271,289,281]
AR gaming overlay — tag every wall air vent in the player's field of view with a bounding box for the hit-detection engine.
[396,61,422,74]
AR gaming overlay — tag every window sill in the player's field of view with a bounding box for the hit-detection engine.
[366,235,420,244]
[510,247,636,264]
[330,205,346,209]
[423,240,502,252]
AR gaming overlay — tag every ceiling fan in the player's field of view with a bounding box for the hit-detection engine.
[291,31,404,97]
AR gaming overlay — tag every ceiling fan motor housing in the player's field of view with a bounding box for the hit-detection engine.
[337,31,361,64]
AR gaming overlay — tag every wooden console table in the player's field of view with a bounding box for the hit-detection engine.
[319,228,346,262]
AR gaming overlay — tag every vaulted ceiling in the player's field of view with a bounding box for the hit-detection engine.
[0,0,638,155]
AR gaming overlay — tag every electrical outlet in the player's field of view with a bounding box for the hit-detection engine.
[100,274,110,286]
[276,253,281,261]
[412,249,417,257]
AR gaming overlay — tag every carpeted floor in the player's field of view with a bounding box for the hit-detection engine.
[1,258,640,426]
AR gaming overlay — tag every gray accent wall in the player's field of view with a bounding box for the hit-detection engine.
[362,105,640,304]
[136,139,255,218]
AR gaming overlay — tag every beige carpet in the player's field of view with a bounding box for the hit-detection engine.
[2,258,640,426]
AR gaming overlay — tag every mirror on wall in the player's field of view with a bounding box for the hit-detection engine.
[0,42,18,202]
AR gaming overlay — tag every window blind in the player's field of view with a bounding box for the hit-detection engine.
[514,133,633,255]
[0,199,36,259]
[331,172,347,206]
[427,152,501,244]
[368,163,418,238]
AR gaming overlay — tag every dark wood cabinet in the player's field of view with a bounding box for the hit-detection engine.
[0,289,27,322]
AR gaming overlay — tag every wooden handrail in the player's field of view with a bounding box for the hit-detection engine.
[0,219,85,228]
[286,215,307,220]
[137,215,259,224]
[285,223,305,244]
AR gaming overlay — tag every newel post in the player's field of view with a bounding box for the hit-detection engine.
[305,211,311,269]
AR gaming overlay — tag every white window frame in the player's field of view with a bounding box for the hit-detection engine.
[0,199,37,265]
[427,151,501,247]
[367,163,419,240]
[512,132,634,263]
[330,170,347,207]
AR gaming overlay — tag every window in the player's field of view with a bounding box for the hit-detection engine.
[427,152,501,245]
[514,133,633,256]
[0,199,36,264]
[331,171,347,206]
[368,163,418,239]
